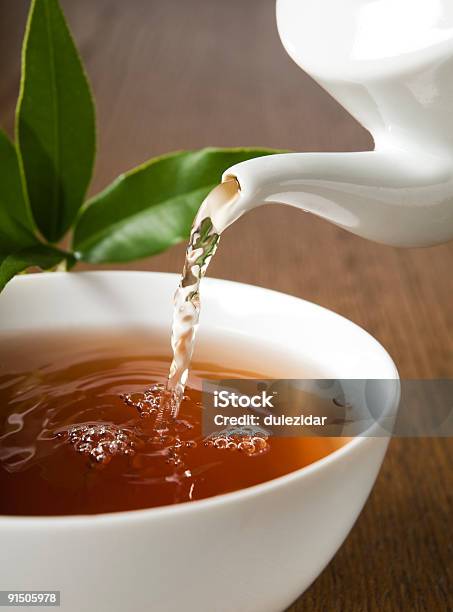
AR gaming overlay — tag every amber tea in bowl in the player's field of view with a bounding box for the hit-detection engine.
[0,329,345,516]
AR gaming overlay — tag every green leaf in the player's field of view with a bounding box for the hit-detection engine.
[73,148,280,263]
[0,129,37,252]
[0,245,74,293]
[16,0,96,243]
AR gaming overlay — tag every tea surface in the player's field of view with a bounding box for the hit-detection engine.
[0,330,343,516]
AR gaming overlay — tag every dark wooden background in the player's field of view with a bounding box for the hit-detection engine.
[1,1,452,610]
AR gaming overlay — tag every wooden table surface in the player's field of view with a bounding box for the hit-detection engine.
[1,1,452,610]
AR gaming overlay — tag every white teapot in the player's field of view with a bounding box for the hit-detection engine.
[223,0,453,246]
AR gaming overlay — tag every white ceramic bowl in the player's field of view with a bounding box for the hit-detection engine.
[0,272,399,612]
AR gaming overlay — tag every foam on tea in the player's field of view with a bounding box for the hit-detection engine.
[0,330,344,516]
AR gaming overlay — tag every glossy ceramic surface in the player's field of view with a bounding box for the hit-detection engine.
[224,0,453,247]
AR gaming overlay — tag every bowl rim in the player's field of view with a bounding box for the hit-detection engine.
[0,271,399,527]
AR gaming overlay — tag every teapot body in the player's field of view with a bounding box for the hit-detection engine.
[276,0,453,155]
[221,1,453,248]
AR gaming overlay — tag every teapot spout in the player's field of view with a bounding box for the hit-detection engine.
[223,150,453,247]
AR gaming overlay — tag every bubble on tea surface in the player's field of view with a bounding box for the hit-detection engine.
[121,383,162,418]
[120,384,199,471]
[204,426,270,457]
[121,383,184,420]
[57,422,138,467]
